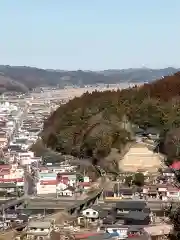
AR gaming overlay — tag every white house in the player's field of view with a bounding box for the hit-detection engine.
[27,221,53,239]
[167,187,180,200]
[162,168,175,177]
[57,186,75,197]
[56,181,68,191]
[82,208,99,219]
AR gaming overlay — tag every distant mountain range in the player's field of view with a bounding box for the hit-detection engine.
[0,65,179,93]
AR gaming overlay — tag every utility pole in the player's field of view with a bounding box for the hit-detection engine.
[43,208,46,217]
[2,204,5,231]
[56,189,59,199]
[23,165,29,199]
[75,181,78,200]
[96,195,99,205]
[33,158,40,196]
[83,168,85,178]
[117,180,120,197]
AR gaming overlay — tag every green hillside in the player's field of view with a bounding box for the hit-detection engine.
[31,72,180,172]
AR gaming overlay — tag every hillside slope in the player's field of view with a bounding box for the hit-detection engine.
[31,72,180,172]
[0,65,179,92]
[100,67,179,82]
[0,73,28,93]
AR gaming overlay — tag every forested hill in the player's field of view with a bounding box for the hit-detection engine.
[0,65,179,93]
[31,71,180,171]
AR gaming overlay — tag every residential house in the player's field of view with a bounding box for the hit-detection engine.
[162,168,175,178]
[8,143,22,152]
[0,183,17,195]
[103,225,149,239]
[167,186,180,200]
[82,208,99,219]
[56,180,68,191]
[114,186,134,199]
[46,163,75,173]
[0,170,11,179]
[145,127,160,140]
[39,172,57,181]
[127,227,150,239]
[26,221,53,239]
[57,186,75,197]
[143,184,180,200]
[145,186,158,198]
[0,130,8,147]
[0,164,24,180]
[57,172,76,183]
[0,164,11,173]
[17,151,34,165]
[103,225,129,239]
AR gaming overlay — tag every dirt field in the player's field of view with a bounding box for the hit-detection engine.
[118,143,164,173]
[0,230,14,240]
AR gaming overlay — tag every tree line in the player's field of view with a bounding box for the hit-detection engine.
[35,72,180,161]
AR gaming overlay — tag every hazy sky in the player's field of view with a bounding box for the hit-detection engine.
[0,0,179,70]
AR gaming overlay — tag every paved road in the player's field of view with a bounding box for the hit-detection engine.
[24,170,35,196]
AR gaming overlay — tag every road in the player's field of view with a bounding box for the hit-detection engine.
[7,100,37,197]
[24,169,35,196]
[10,104,29,141]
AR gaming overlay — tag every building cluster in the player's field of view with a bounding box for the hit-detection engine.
[36,164,91,196]
[21,196,171,240]
[0,98,21,149]
[0,91,93,200]
[0,88,177,240]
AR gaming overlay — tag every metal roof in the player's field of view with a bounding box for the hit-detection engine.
[28,221,51,229]
[115,200,147,210]
[0,183,17,188]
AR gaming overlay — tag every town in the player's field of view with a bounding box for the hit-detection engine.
[0,86,177,240]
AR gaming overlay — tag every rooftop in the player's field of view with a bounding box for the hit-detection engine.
[116,200,147,210]
[28,221,52,229]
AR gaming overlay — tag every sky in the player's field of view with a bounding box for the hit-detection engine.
[0,0,180,70]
